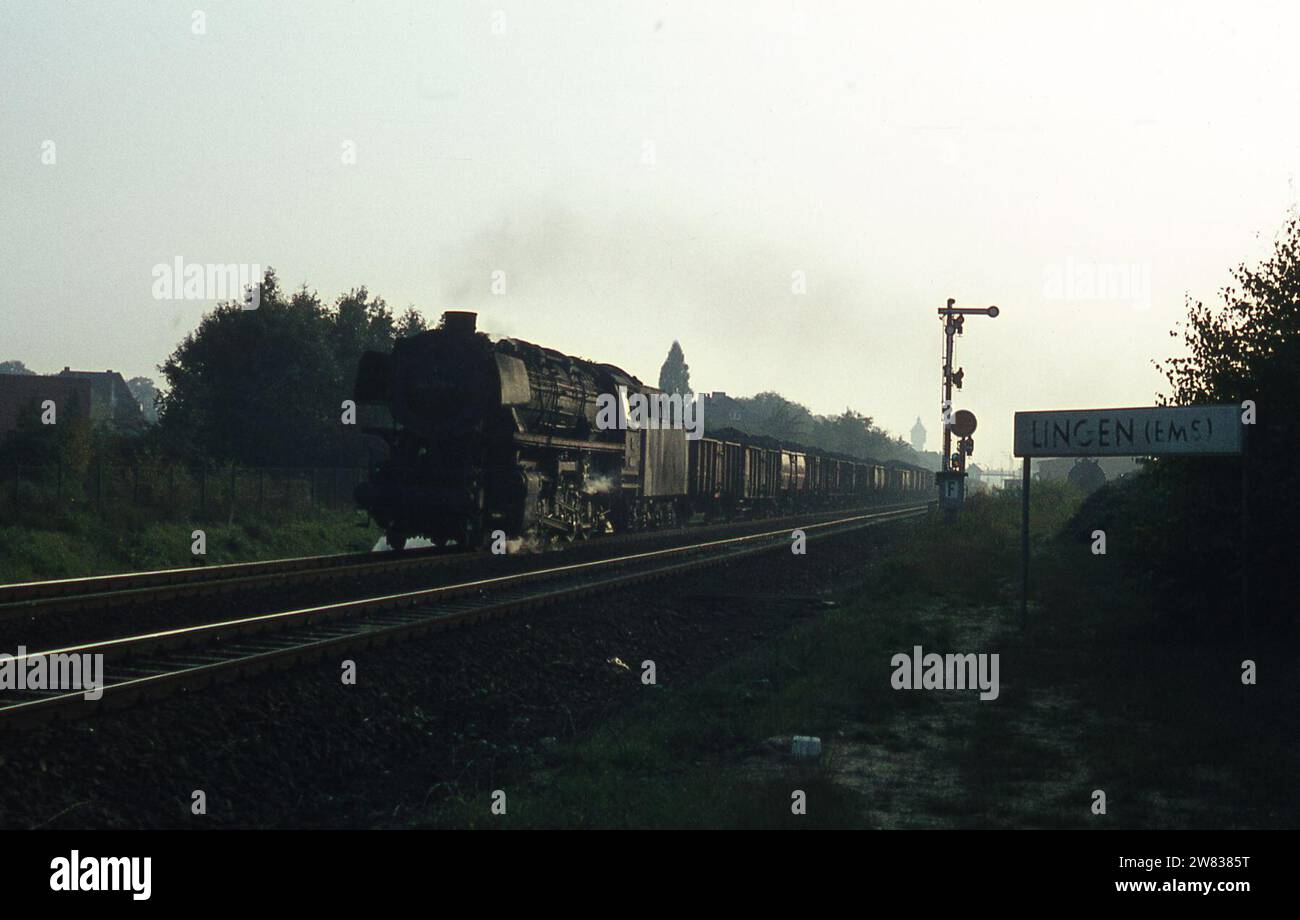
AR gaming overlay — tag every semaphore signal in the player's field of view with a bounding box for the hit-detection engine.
[936,297,998,515]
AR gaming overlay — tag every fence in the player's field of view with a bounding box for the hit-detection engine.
[1,463,368,518]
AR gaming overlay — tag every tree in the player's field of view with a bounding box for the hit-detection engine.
[157,268,397,467]
[396,307,429,338]
[657,341,691,395]
[0,360,36,375]
[331,287,394,376]
[1067,458,1106,495]
[1148,213,1300,634]
[0,389,90,476]
[829,409,874,456]
[126,376,159,423]
[707,391,933,465]
[747,391,808,442]
[1159,216,1300,416]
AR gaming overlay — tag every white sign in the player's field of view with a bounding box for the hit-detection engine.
[1014,405,1242,458]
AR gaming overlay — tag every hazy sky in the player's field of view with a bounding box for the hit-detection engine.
[3,0,1298,466]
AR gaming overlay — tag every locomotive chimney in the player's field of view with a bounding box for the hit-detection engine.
[441,311,477,336]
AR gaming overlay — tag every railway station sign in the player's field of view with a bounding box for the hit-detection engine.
[1013,401,1248,635]
[1013,405,1242,458]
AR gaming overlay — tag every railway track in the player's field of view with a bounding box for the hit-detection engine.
[0,500,927,624]
[0,544,457,620]
[0,503,928,730]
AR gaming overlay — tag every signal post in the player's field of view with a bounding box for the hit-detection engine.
[936,298,998,516]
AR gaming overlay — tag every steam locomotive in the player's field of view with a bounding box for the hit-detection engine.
[352,311,931,549]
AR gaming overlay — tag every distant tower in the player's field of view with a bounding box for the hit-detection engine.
[910,416,926,452]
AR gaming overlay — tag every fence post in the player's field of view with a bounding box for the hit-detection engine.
[309,468,316,507]
[96,461,103,512]
[133,464,140,504]
[229,464,237,517]
[13,465,19,508]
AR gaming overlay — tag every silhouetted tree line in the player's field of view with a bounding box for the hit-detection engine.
[156,268,426,467]
[1,268,429,475]
[1077,214,1300,639]
[705,389,939,468]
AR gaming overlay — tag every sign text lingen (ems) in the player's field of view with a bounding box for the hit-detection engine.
[1013,405,1242,458]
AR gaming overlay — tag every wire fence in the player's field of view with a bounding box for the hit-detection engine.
[1,463,368,518]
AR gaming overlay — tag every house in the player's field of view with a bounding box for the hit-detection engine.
[55,368,145,428]
[0,368,143,435]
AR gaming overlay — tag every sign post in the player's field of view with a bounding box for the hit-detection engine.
[1012,404,1244,630]
[1021,455,1030,630]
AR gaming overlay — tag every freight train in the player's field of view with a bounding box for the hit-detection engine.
[352,311,931,549]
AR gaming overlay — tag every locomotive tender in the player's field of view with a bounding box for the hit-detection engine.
[353,311,930,549]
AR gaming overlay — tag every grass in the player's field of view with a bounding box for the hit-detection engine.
[0,504,381,583]
[417,480,1300,828]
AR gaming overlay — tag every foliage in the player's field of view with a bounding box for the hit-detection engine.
[5,274,434,484]
[0,390,92,474]
[1158,215,1300,411]
[156,269,410,467]
[0,506,377,583]
[708,391,937,467]
[657,340,691,395]
[1142,214,1300,635]
[126,376,159,423]
[1066,458,1106,494]
[395,307,429,338]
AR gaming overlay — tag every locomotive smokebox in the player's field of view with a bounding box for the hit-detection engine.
[441,311,477,336]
